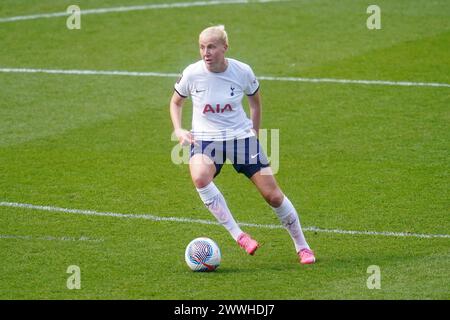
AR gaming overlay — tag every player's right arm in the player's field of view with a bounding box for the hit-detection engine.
[169,91,195,146]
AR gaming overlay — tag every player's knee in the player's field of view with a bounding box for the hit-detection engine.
[266,191,284,208]
[192,176,212,189]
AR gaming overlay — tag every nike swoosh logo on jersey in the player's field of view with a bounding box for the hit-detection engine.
[251,153,259,159]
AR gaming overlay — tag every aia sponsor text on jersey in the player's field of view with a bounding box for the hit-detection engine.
[203,104,233,114]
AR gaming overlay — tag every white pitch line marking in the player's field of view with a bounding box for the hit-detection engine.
[0,67,449,88]
[258,75,450,88]
[0,233,104,243]
[1,201,449,239]
[0,67,179,78]
[0,0,285,23]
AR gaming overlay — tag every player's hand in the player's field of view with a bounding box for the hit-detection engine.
[251,128,259,138]
[174,128,196,146]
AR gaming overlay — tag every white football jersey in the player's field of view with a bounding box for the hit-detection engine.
[174,58,260,141]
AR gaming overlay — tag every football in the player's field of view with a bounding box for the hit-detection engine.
[185,237,221,272]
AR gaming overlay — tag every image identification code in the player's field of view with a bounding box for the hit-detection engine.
[174,304,275,318]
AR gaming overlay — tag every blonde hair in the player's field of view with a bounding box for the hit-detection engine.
[199,25,229,46]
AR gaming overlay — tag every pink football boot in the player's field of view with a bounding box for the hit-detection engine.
[298,248,316,264]
[237,233,259,255]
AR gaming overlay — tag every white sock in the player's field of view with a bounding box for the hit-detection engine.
[272,196,310,252]
[196,182,243,241]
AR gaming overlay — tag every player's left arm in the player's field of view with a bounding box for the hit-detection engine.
[247,91,261,137]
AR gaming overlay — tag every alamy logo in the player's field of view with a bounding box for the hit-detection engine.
[367,5,381,30]
[66,5,81,30]
[366,265,381,289]
[170,129,279,175]
[66,265,81,289]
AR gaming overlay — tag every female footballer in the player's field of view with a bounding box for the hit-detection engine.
[169,25,315,264]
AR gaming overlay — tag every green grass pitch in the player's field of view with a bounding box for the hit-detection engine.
[0,0,449,299]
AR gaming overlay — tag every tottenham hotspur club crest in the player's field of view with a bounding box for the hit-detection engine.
[230,86,235,96]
